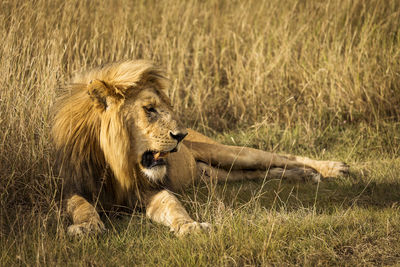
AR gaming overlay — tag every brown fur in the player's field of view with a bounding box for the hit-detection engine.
[53,61,167,206]
[52,60,349,236]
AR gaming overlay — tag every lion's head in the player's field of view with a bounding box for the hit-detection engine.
[52,60,187,200]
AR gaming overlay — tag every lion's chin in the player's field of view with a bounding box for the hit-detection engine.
[140,149,176,183]
[141,165,167,183]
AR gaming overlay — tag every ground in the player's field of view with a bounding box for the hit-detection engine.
[2,124,400,266]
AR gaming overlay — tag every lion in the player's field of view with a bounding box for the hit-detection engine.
[52,60,349,237]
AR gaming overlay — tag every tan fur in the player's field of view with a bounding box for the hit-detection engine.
[52,61,169,201]
[52,60,349,237]
[66,195,105,236]
[146,190,211,236]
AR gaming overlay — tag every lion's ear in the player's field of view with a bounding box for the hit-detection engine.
[87,80,121,111]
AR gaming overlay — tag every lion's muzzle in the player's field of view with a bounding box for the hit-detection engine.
[169,131,188,143]
[141,148,178,169]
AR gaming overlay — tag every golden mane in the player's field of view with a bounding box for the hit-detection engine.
[52,60,169,204]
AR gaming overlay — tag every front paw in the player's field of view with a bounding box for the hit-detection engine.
[174,221,211,237]
[67,220,105,237]
[319,161,350,178]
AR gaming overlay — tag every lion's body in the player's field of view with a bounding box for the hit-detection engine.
[52,60,349,236]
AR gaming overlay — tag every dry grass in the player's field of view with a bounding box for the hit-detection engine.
[1,0,400,265]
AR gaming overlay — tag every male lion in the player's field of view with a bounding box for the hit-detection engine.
[52,60,349,236]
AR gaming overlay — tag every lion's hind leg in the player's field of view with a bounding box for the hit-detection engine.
[66,195,105,237]
[197,162,321,183]
[185,129,349,179]
[283,155,350,178]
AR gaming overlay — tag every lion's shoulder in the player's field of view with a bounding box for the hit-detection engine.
[184,129,219,145]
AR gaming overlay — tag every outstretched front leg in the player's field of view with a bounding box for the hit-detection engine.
[145,190,210,236]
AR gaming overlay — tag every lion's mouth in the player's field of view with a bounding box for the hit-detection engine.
[141,147,178,169]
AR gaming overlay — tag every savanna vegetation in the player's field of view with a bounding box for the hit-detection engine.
[1,0,399,265]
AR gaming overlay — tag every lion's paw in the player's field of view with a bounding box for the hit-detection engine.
[318,161,350,178]
[175,221,211,237]
[67,220,105,237]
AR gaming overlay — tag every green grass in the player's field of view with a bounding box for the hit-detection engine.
[2,126,400,266]
[6,207,400,266]
[1,0,400,265]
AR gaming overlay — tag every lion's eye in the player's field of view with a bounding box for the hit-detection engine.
[144,106,157,113]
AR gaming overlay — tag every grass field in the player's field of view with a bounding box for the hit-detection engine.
[1,0,400,265]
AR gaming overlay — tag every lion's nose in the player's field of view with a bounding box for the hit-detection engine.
[169,131,188,143]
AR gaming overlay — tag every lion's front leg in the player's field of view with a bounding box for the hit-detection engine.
[66,194,105,237]
[145,190,210,236]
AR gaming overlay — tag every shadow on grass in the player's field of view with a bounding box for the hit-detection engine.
[96,167,400,229]
[183,169,400,214]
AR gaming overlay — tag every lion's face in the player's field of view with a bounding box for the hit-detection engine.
[54,61,182,194]
[122,87,187,182]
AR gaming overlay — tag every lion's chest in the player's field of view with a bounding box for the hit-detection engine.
[166,144,197,191]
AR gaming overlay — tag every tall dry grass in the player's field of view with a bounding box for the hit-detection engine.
[0,0,399,264]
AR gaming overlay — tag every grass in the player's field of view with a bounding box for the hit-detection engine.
[1,0,400,265]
